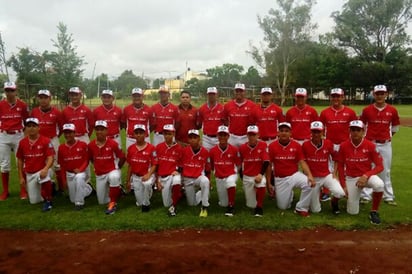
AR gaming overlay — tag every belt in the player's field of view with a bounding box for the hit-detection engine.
[205,134,217,138]
[1,130,22,134]
[260,136,276,141]
[374,140,390,144]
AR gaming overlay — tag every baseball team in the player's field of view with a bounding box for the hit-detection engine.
[0,81,400,225]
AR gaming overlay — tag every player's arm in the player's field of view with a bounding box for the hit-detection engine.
[39,155,54,179]
[255,160,269,184]
[126,164,132,192]
[142,164,157,182]
[17,158,26,186]
[299,160,315,187]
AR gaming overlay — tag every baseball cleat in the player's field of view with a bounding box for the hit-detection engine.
[168,205,177,216]
[105,202,117,215]
[74,204,84,211]
[0,192,10,201]
[320,193,331,202]
[254,207,263,217]
[331,200,340,215]
[86,183,96,198]
[369,211,381,225]
[294,209,310,217]
[384,200,397,206]
[42,201,52,212]
[141,205,150,213]
[199,207,208,217]
[225,206,234,217]
[360,198,371,204]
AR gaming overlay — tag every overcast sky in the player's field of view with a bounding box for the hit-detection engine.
[1,0,353,80]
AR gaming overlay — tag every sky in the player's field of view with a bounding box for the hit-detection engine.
[1,0,349,80]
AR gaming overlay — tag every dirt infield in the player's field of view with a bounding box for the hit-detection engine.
[1,225,411,273]
[401,117,412,127]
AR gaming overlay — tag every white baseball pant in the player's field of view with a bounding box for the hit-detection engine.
[152,132,165,147]
[182,176,210,207]
[131,174,155,206]
[310,174,346,213]
[0,131,23,173]
[346,175,384,215]
[274,171,313,212]
[242,175,266,208]
[66,171,92,206]
[159,174,182,207]
[202,135,218,151]
[215,174,238,207]
[96,169,121,205]
[25,170,52,204]
[228,134,247,148]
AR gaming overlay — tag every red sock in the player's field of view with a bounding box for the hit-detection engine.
[256,187,265,208]
[372,192,383,211]
[171,184,182,206]
[321,187,330,195]
[227,187,236,207]
[55,170,65,191]
[1,172,9,194]
[41,181,52,201]
[109,186,121,203]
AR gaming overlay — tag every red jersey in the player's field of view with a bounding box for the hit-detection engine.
[93,105,122,137]
[176,104,198,144]
[88,138,125,176]
[122,104,151,137]
[337,138,383,178]
[302,139,336,177]
[127,143,158,176]
[209,144,240,178]
[58,140,89,172]
[360,104,400,141]
[320,106,357,144]
[30,107,63,138]
[268,139,304,178]
[255,103,284,140]
[155,142,183,176]
[0,99,29,131]
[16,135,54,173]
[197,102,225,136]
[285,105,318,140]
[224,99,257,135]
[181,146,209,178]
[62,104,94,137]
[239,141,269,177]
[150,102,179,133]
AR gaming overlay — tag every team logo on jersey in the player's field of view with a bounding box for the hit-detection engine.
[362,149,368,153]
[17,107,21,111]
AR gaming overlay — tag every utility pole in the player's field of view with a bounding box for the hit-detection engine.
[0,32,10,80]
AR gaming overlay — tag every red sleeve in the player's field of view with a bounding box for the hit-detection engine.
[296,143,305,161]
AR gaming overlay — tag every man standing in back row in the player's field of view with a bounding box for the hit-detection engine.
[360,85,400,206]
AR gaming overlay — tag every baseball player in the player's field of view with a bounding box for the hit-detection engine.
[93,89,123,147]
[30,89,65,193]
[359,85,400,206]
[16,118,54,211]
[126,124,158,212]
[175,90,199,146]
[302,121,346,214]
[197,87,225,151]
[122,88,152,149]
[256,87,285,144]
[155,124,183,216]
[0,81,29,200]
[336,120,384,224]
[62,87,94,144]
[58,123,93,210]
[209,125,241,216]
[150,85,179,146]
[181,129,210,217]
[238,125,270,217]
[268,122,315,217]
[285,88,318,144]
[223,83,257,147]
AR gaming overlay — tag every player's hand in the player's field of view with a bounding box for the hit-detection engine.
[142,173,150,182]
[254,174,263,184]
[126,180,131,192]
[39,168,48,179]
[356,175,368,188]
[73,168,80,174]
[156,179,163,191]
[19,177,26,186]
[308,176,316,187]
[171,171,179,176]
[266,183,274,197]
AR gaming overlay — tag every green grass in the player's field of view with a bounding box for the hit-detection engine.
[1,106,411,231]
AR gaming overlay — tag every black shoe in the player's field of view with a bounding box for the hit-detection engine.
[254,207,263,217]
[225,206,234,217]
[42,200,52,212]
[74,204,84,211]
[142,205,150,213]
[369,211,381,225]
[331,199,340,215]
[86,183,96,198]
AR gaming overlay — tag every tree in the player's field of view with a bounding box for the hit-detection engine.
[332,0,412,63]
[242,66,263,87]
[47,22,85,101]
[113,70,147,97]
[250,0,317,105]
[206,63,244,88]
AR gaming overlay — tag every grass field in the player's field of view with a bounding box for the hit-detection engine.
[0,104,411,231]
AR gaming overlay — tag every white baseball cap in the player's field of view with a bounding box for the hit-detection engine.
[261,87,272,94]
[374,85,387,93]
[278,122,292,129]
[133,124,146,131]
[25,117,39,125]
[349,120,364,129]
[95,120,108,128]
[295,88,307,97]
[188,129,200,136]
[101,89,113,96]
[217,125,229,134]
[132,88,143,95]
[159,85,170,93]
[310,121,324,131]
[330,88,344,96]
[38,89,51,97]
[4,81,16,90]
[234,83,245,91]
[247,125,259,134]
[69,87,82,93]
[207,87,218,94]
[62,123,76,132]
[163,124,175,132]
